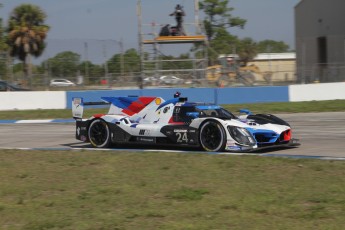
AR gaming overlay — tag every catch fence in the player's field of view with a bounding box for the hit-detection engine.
[1,39,345,90]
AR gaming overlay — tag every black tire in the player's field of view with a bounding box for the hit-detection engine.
[88,119,111,148]
[199,120,227,152]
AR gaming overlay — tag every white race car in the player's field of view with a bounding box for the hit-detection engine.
[72,93,299,152]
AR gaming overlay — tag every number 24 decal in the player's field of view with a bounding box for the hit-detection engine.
[176,132,188,143]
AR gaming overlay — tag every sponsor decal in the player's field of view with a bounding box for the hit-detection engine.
[139,129,146,135]
[80,135,87,141]
[137,137,155,142]
[247,122,257,126]
[226,146,242,150]
[240,146,253,150]
[174,129,187,133]
[226,140,236,146]
[163,106,170,113]
[77,127,80,136]
[155,98,162,105]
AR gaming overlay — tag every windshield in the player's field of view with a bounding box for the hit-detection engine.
[196,106,237,119]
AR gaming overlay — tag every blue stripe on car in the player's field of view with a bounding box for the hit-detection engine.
[195,105,221,110]
[101,97,138,110]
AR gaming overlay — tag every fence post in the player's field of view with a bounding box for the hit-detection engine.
[214,88,218,104]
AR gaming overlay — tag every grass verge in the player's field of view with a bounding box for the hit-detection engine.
[0,100,344,120]
[0,149,344,229]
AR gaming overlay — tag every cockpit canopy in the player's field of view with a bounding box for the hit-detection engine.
[173,104,237,122]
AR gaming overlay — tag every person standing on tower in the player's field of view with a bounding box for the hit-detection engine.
[169,4,186,35]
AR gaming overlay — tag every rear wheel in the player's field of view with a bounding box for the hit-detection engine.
[88,119,111,148]
[199,120,226,152]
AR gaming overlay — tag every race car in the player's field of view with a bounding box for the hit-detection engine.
[72,93,299,152]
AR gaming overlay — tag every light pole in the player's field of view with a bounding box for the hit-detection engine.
[119,38,124,79]
[194,0,200,34]
[83,42,88,86]
[99,39,124,88]
[137,0,144,89]
[102,40,109,87]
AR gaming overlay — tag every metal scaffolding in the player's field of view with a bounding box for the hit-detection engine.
[137,0,208,87]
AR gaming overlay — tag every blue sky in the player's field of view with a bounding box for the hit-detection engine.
[1,0,300,62]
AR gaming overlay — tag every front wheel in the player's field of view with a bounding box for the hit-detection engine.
[199,120,226,152]
[88,119,111,148]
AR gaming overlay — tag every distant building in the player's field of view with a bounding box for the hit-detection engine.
[295,0,345,83]
[219,53,296,83]
[248,53,296,83]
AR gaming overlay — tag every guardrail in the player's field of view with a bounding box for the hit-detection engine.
[0,82,344,110]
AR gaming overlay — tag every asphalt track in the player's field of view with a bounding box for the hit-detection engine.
[0,112,345,159]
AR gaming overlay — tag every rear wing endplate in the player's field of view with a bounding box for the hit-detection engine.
[72,97,110,119]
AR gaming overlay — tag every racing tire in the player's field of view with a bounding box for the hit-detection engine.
[88,119,111,148]
[199,120,226,152]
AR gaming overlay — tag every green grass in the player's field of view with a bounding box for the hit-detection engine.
[0,100,344,120]
[222,99,345,114]
[0,108,107,120]
[0,149,344,229]
[1,99,345,229]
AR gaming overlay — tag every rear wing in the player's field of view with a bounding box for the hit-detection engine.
[72,96,164,122]
[72,97,109,119]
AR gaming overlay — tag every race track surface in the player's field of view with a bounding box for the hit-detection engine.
[0,112,344,159]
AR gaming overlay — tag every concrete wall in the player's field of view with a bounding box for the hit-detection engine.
[289,82,345,102]
[0,83,344,110]
[0,91,66,110]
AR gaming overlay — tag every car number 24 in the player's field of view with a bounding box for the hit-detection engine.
[176,131,188,143]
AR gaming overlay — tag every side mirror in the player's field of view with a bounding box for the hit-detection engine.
[239,109,252,115]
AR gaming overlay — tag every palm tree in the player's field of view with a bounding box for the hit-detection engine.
[0,3,6,51]
[0,3,10,81]
[6,4,49,87]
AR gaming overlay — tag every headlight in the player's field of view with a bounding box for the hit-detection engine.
[228,126,256,146]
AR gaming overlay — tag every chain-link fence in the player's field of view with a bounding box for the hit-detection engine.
[0,39,143,90]
[296,63,345,84]
[2,39,345,90]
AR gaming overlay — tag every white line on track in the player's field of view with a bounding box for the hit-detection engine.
[1,147,345,161]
